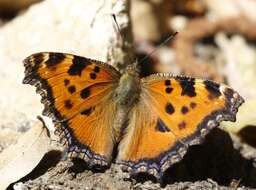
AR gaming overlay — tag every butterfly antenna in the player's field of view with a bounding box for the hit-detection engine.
[138,31,178,65]
[112,14,125,44]
[111,14,137,70]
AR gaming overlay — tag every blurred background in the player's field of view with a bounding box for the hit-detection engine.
[0,0,255,162]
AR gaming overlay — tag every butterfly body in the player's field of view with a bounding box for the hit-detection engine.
[23,52,244,179]
[113,66,141,108]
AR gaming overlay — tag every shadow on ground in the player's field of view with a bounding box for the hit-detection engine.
[135,128,256,188]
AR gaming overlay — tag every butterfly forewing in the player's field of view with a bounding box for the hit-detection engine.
[23,52,120,166]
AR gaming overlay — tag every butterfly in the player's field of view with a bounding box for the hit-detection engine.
[23,52,244,179]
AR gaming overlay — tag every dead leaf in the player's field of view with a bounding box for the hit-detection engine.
[0,118,50,190]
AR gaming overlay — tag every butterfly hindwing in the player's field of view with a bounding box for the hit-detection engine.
[117,74,244,178]
[23,52,120,166]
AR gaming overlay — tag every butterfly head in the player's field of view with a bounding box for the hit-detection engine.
[114,63,141,108]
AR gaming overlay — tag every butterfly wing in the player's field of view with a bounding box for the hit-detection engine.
[117,74,244,178]
[23,52,120,166]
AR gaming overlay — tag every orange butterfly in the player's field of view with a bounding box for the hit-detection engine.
[23,52,244,179]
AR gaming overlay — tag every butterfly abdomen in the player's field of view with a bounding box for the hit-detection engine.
[112,71,142,141]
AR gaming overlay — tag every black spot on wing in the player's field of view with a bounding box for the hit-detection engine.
[181,106,189,114]
[64,99,73,109]
[94,66,100,73]
[178,121,186,130]
[165,103,175,115]
[165,87,173,94]
[156,118,170,132]
[68,85,76,94]
[81,107,93,116]
[204,80,221,99]
[90,73,97,79]
[165,80,171,86]
[68,56,92,76]
[190,102,197,109]
[45,53,65,67]
[64,79,70,86]
[80,87,90,99]
[177,77,196,97]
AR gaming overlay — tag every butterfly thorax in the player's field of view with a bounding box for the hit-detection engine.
[114,65,141,108]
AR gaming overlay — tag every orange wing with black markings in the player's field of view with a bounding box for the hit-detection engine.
[23,52,120,166]
[117,74,244,178]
